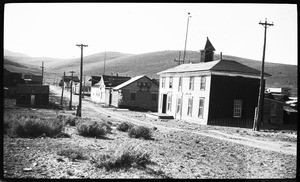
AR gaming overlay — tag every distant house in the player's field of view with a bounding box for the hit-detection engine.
[16,84,49,106]
[112,75,159,111]
[59,75,80,89]
[266,87,291,96]
[3,68,26,98]
[157,38,271,128]
[90,74,131,104]
[73,81,92,96]
[263,95,284,125]
[283,106,297,126]
[23,74,43,85]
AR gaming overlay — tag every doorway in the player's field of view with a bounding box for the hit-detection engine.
[162,94,167,113]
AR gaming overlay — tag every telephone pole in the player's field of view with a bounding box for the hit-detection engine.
[60,71,65,106]
[182,12,192,64]
[103,51,106,74]
[76,44,88,117]
[174,51,184,65]
[41,61,44,85]
[253,18,274,131]
[69,71,75,110]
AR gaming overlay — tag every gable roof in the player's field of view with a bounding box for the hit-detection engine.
[113,75,159,90]
[157,59,271,78]
[101,75,131,87]
[16,84,49,94]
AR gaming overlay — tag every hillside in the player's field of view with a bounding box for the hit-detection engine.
[3,50,297,96]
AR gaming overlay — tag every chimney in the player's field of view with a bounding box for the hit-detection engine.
[116,73,118,77]
[220,52,222,60]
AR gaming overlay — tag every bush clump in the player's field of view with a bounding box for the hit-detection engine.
[76,120,112,138]
[91,145,151,171]
[57,147,87,161]
[7,117,63,138]
[116,122,134,132]
[128,125,152,140]
[57,114,78,126]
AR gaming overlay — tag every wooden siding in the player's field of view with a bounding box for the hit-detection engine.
[208,75,260,123]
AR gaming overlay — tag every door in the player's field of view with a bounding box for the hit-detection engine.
[30,95,35,105]
[162,94,167,113]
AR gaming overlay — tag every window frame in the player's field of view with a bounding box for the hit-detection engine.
[233,99,242,118]
[200,76,206,90]
[151,94,157,102]
[167,94,172,111]
[189,77,194,91]
[198,97,205,118]
[161,77,166,88]
[178,77,182,92]
[187,97,193,116]
[169,77,173,88]
[130,92,136,101]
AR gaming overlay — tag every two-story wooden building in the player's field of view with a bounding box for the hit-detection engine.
[157,38,271,128]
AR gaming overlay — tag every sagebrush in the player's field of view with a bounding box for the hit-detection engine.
[6,116,63,138]
[57,147,87,161]
[91,145,151,171]
[76,119,112,138]
[128,125,152,140]
[116,122,134,132]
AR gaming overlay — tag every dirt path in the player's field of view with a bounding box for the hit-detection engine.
[50,85,297,156]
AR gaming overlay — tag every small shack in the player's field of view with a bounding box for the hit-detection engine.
[112,75,159,111]
[16,84,49,106]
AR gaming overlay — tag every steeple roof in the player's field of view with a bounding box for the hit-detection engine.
[204,37,215,52]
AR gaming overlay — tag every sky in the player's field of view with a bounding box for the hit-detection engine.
[4,3,298,65]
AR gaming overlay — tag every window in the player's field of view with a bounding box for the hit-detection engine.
[233,99,242,118]
[21,95,27,101]
[176,97,181,114]
[198,98,205,118]
[130,93,136,101]
[169,77,173,88]
[161,77,166,88]
[167,94,172,111]
[270,103,277,116]
[178,77,182,92]
[200,76,206,90]
[187,97,193,116]
[152,94,157,102]
[189,77,194,91]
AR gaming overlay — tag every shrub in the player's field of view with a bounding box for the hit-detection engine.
[57,147,86,161]
[128,125,152,140]
[116,122,134,132]
[57,114,78,126]
[76,120,111,138]
[7,117,63,138]
[91,145,151,171]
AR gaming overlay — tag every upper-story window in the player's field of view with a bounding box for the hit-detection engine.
[161,77,166,88]
[200,76,206,90]
[169,77,173,88]
[189,77,194,91]
[178,77,182,92]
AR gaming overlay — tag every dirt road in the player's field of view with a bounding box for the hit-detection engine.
[50,85,297,156]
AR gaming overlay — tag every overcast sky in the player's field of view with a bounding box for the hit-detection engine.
[4,3,297,65]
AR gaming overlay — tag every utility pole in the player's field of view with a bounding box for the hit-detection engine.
[182,12,192,64]
[41,61,44,85]
[174,51,184,65]
[83,75,85,98]
[69,71,75,110]
[253,18,274,131]
[60,71,65,106]
[103,51,106,74]
[76,44,88,117]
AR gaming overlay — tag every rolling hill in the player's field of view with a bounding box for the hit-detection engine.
[3,49,297,96]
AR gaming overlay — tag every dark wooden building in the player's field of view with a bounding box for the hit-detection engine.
[16,84,49,106]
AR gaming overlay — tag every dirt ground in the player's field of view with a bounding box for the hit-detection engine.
[2,85,297,179]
